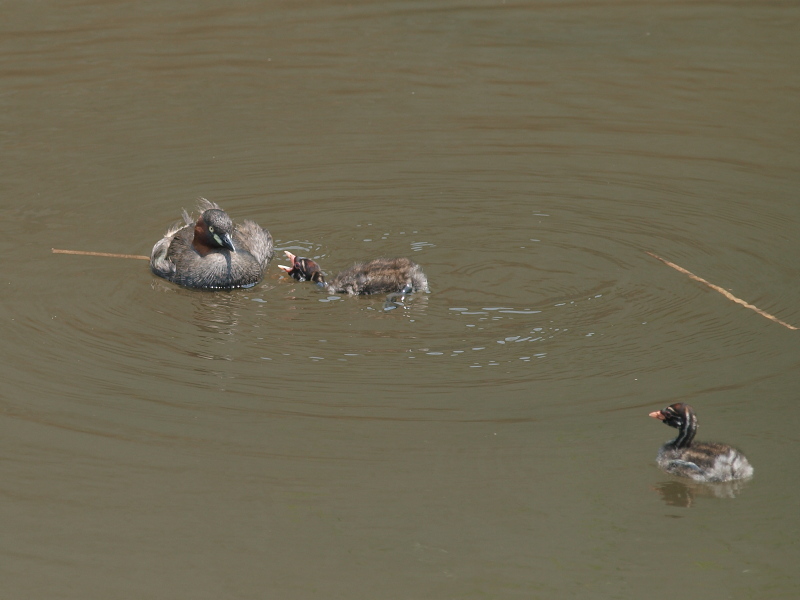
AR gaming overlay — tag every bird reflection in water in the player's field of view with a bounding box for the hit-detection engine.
[652,479,750,508]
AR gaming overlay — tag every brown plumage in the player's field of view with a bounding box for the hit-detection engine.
[649,403,753,483]
[150,198,274,289]
[279,251,428,295]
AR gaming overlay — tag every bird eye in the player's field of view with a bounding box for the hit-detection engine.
[209,226,215,233]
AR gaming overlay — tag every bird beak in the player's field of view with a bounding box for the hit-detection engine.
[216,232,236,252]
[278,251,297,272]
[649,411,665,420]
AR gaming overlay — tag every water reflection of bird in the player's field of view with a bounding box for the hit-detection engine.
[150,198,273,289]
[279,251,429,296]
[651,479,749,508]
[649,403,753,483]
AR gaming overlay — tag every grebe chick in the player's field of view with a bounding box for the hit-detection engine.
[649,403,753,483]
[150,198,274,289]
[279,251,429,295]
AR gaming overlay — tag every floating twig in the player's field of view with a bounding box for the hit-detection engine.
[52,248,150,261]
[647,252,797,331]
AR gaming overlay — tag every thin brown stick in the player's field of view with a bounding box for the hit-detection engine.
[647,252,797,331]
[52,248,150,261]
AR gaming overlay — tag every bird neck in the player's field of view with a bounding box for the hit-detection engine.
[670,412,697,449]
[192,227,215,256]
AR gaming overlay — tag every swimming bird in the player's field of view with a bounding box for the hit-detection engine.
[279,251,428,295]
[150,198,273,289]
[649,403,753,483]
